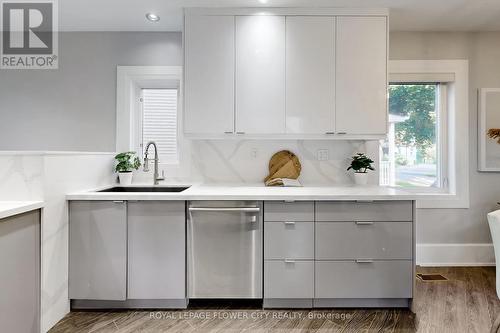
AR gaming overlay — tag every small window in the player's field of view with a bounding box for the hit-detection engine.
[140,88,179,164]
[380,83,447,189]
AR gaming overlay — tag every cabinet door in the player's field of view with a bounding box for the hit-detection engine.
[0,210,40,333]
[286,16,335,134]
[336,16,387,135]
[69,201,127,300]
[236,15,286,134]
[128,201,185,299]
[185,15,235,134]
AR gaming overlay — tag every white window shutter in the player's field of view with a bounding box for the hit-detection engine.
[141,89,178,163]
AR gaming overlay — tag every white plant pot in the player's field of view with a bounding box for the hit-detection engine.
[354,172,368,185]
[118,172,133,185]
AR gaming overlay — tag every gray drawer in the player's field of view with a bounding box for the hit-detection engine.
[264,260,314,299]
[316,221,412,260]
[315,260,413,299]
[265,222,314,260]
[264,201,314,222]
[316,201,412,222]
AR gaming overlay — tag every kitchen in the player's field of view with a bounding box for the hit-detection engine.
[0,1,500,332]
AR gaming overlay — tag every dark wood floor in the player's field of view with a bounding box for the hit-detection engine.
[49,267,499,332]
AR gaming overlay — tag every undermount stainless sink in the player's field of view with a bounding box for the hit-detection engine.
[98,186,190,193]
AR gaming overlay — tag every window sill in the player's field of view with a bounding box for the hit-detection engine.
[383,186,469,209]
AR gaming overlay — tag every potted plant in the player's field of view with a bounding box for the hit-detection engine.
[115,152,141,185]
[347,153,375,185]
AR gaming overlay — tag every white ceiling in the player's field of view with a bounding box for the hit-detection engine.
[60,0,500,32]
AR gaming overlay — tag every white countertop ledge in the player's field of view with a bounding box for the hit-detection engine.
[0,201,44,220]
[66,184,423,201]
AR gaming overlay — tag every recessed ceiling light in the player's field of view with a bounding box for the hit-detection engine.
[258,0,269,4]
[146,13,160,22]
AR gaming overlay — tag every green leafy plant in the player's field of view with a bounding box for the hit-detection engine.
[114,152,141,173]
[347,153,375,174]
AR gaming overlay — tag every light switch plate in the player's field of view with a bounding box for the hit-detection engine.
[317,149,329,161]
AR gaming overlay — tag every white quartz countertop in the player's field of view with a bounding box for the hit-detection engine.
[66,183,421,201]
[0,201,44,220]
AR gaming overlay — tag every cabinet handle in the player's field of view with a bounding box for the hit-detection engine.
[325,132,335,135]
[236,132,245,135]
[224,131,233,134]
[284,259,296,264]
[355,221,374,225]
[189,207,260,212]
[337,132,347,135]
[284,221,296,225]
[356,259,374,263]
[113,200,125,204]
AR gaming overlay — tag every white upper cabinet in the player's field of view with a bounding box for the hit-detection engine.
[335,16,388,135]
[286,16,335,134]
[235,15,286,134]
[184,15,235,134]
[184,9,388,138]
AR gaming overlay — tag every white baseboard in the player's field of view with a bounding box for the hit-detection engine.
[417,243,495,267]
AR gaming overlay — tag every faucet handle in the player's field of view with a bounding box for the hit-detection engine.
[157,170,165,181]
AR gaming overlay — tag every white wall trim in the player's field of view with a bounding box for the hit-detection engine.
[417,243,495,267]
[389,60,470,209]
[0,151,115,156]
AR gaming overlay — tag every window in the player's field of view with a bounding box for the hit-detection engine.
[115,66,182,166]
[385,60,469,209]
[380,83,447,190]
[140,89,179,163]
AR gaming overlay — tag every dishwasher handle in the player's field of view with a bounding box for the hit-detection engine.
[188,207,261,213]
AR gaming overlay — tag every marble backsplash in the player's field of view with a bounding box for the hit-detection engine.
[133,139,381,185]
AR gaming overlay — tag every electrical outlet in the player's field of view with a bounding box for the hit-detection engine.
[317,149,329,161]
[251,148,258,159]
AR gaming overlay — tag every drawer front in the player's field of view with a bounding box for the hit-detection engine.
[316,201,412,222]
[264,201,314,222]
[315,261,412,299]
[265,222,314,260]
[265,260,314,299]
[316,221,412,260]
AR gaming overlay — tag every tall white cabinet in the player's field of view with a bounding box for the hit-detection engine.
[235,15,286,134]
[184,15,235,134]
[335,16,388,135]
[285,16,335,134]
[184,9,388,138]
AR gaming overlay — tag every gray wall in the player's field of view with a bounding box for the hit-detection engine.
[391,32,500,244]
[0,32,182,151]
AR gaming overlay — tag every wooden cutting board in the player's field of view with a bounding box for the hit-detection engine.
[264,150,302,182]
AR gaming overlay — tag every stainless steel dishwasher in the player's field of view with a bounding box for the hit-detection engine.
[187,201,263,299]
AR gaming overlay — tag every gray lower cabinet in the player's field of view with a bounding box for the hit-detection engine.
[69,200,186,307]
[264,201,314,222]
[128,201,185,300]
[263,200,415,308]
[315,221,412,260]
[315,260,413,299]
[264,202,315,307]
[69,201,127,300]
[264,261,313,299]
[315,201,413,222]
[0,210,40,333]
[264,221,314,260]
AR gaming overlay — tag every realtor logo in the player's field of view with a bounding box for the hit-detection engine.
[1,0,58,69]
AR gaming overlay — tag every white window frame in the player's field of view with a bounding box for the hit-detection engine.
[116,66,183,166]
[389,60,469,209]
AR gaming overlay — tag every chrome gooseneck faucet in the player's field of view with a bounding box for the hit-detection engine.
[143,141,165,185]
